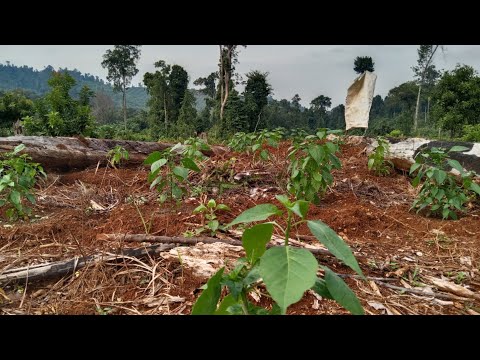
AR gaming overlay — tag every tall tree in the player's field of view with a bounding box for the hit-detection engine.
[243,70,273,131]
[144,60,171,132]
[412,45,442,133]
[309,95,332,129]
[168,65,189,123]
[218,45,246,120]
[291,94,302,110]
[92,91,117,124]
[431,65,480,138]
[177,89,198,138]
[194,72,218,99]
[0,90,34,128]
[353,56,375,74]
[101,45,142,130]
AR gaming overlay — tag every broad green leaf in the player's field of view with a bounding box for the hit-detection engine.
[447,159,464,173]
[9,190,21,206]
[0,199,5,206]
[215,294,239,315]
[307,220,364,277]
[260,150,269,160]
[193,204,207,214]
[275,194,291,208]
[208,220,219,232]
[470,182,480,196]
[289,200,309,219]
[259,246,318,314]
[173,166,189,181]
[191,267,224,315]
[409,162,422,175]
[182,157,200,172]
[308,145,325,165]
[368,158,375,170]
[216,204,230,211]
[151,158,167,174]
[13,144,26,154]
[243,265,261,287]
[144,151,162,165]
[323,267,364,315]
[25,193,35,204]
[228,204,281,227]
[411,176,421,187]
[207,199,216,208]
[242,223,274,264]
[150,176,165,191]
[448,146,469,153]
[311,277,333,299]
[434,170,447,185]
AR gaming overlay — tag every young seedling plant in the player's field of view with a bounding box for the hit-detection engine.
[107,145,129,169]
[144,143,200,203]
[0,144,46,220]
[287,129,342,205]
[410,146,480,220]
[368,136,393,176]
[191,195,365,315]
[191,198,230,236]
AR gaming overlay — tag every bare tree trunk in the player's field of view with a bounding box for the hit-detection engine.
[414,84,422,134]
[219,45,224,120]
[122,80,127,132]
[254,108,263,132]
[219,46,233,121]
[164,94,168,131]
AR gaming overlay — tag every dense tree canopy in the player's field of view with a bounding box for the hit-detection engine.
[353,56,375,74]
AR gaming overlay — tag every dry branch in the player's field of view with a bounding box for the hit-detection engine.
[0,243,175,284]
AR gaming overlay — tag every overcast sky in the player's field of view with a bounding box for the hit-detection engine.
[1,45,479,107]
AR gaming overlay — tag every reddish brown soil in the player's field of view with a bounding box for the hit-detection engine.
[1,139,479,315]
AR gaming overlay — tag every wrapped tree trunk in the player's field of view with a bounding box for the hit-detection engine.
[0,136,226,171]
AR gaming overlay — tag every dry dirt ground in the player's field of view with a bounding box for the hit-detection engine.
[1,138,479,315]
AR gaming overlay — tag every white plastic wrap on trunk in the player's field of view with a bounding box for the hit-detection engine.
[345,71,377,130]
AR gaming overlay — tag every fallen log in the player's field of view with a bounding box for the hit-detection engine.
[0,136,227,171]
[0,243,175,284]
[360,136,480,175]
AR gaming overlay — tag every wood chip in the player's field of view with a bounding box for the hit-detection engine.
[368,280,383,297]
[424,275,480,300]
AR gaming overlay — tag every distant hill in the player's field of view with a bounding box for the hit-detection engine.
[0,63,149,109]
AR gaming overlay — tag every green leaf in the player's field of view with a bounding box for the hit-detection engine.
[275,194,291,208]
[173,166,189,181]
[242,223,274,264]
[13,144,26,154]
[323,267,364,315]
[368,158,375,170]
[470,182,480,196]
[412,176,421,188]
[191,267,225,315]
[289,200,310,219]
[260,150,269,160]
[151,158,167,174]
[144,151,162,165]
[208,220,219,232]
[216,204,230,211]
[243,265,261,287]
[9,190,21,206]
[207,199,216,208]
[434,170,447,185]
[311,277,333,299]
[215,294,239,315]
[447,159,464,173]
[193,204,207,214]
[0,199,5,206]
[259,246,318,314]
[25,193,35,204]
[308,145,325,165]
[228,204,281,227]
[307,220,364,277]
[448,146,469,153]
[182,157,200,172]
[409,163,422,175]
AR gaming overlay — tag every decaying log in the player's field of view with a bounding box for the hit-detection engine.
[0,243,175,284]
[0,136,227,171]
[364,136,480,175]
